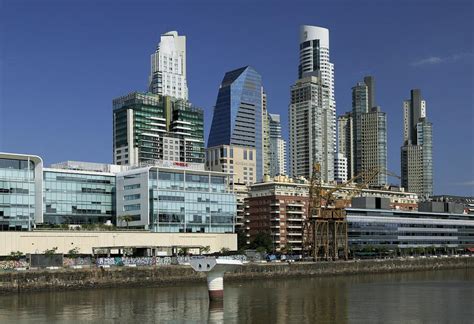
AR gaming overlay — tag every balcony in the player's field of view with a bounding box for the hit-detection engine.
[287,218,303,222]
[287,202,304,207]
[286,210,303,214]
[270,210,280,214]
[271,218,280,222]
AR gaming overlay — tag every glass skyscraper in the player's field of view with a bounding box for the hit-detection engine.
[208,66,265,181]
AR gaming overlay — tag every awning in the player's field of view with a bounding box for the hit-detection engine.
[467,248,474,252]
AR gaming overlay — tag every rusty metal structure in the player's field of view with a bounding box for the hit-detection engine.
[304,164,399,260]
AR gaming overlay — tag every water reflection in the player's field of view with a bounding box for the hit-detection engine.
[0,269,472,323]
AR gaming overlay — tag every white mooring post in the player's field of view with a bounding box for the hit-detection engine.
[189,257,243,300]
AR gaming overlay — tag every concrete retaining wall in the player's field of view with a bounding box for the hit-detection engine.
[0,257,472,294]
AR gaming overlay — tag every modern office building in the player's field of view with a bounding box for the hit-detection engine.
[205,145,257,186]
[116,162,235,233]
[338,76,387,185]
[289,25,336,182]
[268,113,287,177]
[347,198,474,251]
[289,75,334,182]
[334,153,348,183]
[298,25,336,153]
[401,89,433,197]
[246,176,309,252]
[43,162,118,225]
[0,153,43,231]
[148,31,188,100]
[113,92,204,166]
[208,66,265,181]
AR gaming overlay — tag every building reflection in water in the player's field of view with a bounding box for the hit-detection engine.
[0,269,471,323]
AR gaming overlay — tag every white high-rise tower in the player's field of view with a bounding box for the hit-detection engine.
[149,31,188,100]
[289,25,335,182]
[299,25,336,153]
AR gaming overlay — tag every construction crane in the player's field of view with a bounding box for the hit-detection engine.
[304,164,401,261]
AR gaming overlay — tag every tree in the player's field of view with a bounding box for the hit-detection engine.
[118,215,134,229]
[44,247,58,256]
[67,247,80,258]
[7,251,24,261]
[249,232,273,253]
[220,247,230,255]
[178,247,190,256]
[201,246,211,255]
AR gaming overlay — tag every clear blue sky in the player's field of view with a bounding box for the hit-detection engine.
[0,0,472,196]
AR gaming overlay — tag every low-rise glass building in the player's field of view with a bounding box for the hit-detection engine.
[116,162,235,233]
[0,153,43,230]
[347,207,474,250]
[43,168,116,225]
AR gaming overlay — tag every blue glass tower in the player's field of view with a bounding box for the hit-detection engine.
[208,66,264,180]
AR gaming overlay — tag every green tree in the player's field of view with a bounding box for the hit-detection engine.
[44,247,58,256]
[250,232,273,253]
[67,247,80,258]
[201,246,211,255]
[220,247,230,255]
[118,215,134,229]
[7,251,24,261]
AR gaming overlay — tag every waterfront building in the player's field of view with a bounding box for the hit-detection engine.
[334,153,348,183]
[148,31,188,100]
[246,176,309,252]
[116,161,236,233]
[341,76,387,185]
[347,198,474,251]
[289,25,335,182]
[268,113,287,177]
[401,89,433,197]
[208,66,265,181]
[205,145,257,186]
[113,92,204,166]
[43,161,119,225]
[0,153,43,231]
[289,75,334,182]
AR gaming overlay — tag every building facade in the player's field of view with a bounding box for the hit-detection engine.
[401,89,433,197]
[334,153,348,183]
[148,31,188,100]
[205,145,257,186]
[340,76,387,186]
[347,199,474,251]
[246,177,309,252]
[208,66,265,181]
[0,153,43,231]
[113,92,204,166]
[268,113,287,177]
[289,75,334,182]
[116,163,236,233]
[43,167,116,225]
[289,25,336,182]
[298,25,336,153]
[361,106,387,185]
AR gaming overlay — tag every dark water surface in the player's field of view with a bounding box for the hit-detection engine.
[0,268,473,323]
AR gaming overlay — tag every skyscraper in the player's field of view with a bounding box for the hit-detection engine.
[149,31,188,100]
[289,75,334,181]
[268,113,287,177]
[338,76,387,185]
[113,92,204,166]
[208,66,265,181]
[298,25,336,153]
[337,112,353,178]
[401,89,433,197]
[289,25,335,182]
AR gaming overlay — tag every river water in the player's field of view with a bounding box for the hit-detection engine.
[0,268,473,323]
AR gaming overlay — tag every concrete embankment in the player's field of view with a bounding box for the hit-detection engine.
[0,257,472,294]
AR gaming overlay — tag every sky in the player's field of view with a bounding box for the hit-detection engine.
[0,0,472,196]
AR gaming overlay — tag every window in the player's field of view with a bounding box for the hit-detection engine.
[124,183,140,190]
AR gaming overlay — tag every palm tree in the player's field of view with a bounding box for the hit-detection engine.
[118,215,133,229]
